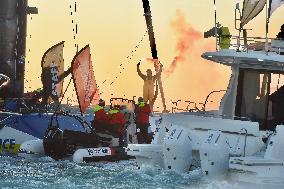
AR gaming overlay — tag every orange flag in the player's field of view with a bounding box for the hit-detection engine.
[72,45,99,114]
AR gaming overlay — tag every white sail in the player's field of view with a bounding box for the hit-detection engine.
[241,0,266,27]
[269,0,284,17]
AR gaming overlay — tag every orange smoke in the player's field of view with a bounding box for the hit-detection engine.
[164,10,202,77]
[161,10,230,110]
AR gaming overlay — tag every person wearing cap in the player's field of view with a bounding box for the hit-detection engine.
[135,97,151,144]
[108,105,127,146]
[93,99,109,132]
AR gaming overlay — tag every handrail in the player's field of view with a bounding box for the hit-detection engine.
[216,34,284,53]
[203,90,226,111]
[240,128,248,157]
[171,100,199,113]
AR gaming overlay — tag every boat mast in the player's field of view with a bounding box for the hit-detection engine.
[141,0,167,112]
[0,0,37,98]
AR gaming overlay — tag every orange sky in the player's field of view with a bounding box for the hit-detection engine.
[25,0,284,111]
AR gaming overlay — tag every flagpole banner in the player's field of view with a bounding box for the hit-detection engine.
[241,0,267,27]
[72,45,99,114]
[41,41,65,103]
[269,0,284,17]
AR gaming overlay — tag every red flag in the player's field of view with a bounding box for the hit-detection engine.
[72,45,99,114]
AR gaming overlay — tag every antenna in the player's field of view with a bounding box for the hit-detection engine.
[265,0,269,55]
[214,0,218,51]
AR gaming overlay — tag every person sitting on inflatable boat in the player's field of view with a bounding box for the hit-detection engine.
[135,97,152,144]
[108,105,127,146]
[92,99,110,132]
[108,105,127,134]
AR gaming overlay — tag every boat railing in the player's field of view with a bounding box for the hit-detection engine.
[219,35,284,54]
[171,100,201,113]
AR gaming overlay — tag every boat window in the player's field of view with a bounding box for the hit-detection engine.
[235,69,284,130]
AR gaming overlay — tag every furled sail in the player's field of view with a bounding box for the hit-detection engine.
[41,41,65,104]
[241,0,266,27]
[269,0,284,17]
[72,45,99,114]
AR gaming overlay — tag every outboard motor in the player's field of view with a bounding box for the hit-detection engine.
[163,125,192,172]
[265,126,284,161]
[200,130,229,176]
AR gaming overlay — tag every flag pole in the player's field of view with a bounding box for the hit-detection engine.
[142,0,167,113]
[265,0,270,55]
[214,0,218,51]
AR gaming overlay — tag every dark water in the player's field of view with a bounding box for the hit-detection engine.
[0,156,238,189]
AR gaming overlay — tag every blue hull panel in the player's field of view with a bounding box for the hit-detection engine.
[2,113,94,139]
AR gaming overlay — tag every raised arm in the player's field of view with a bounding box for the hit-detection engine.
[153,63,163,80]
[137,62,146,80]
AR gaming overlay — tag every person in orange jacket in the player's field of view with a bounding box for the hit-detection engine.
[93,99,109,132]
[135,97,152,144]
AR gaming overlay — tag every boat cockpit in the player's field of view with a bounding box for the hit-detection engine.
[235,68,284,130]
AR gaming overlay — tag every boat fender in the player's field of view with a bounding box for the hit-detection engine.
[18,139,45,158]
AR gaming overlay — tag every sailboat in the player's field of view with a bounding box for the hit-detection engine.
[0,1,93,155]
[127,0,284,187]
[20,44,140,162]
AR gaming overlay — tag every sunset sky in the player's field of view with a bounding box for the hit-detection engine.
[24,0,284,111]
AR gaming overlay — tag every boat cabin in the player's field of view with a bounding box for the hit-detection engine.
[202,37,284,131]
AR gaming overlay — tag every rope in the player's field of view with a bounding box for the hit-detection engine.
[69,0,79,53]
[49,77,73,128]
[99,30,148,96]
[24,11,34,91]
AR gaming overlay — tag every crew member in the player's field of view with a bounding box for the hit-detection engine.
[93,99,109,132]
[108,105,127,146]
[135,97,151,144]
[277,24,284,39]
[137,61,163,110]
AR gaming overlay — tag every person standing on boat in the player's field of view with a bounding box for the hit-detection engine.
[92,99,109,132]
[137,61,163,111]
[277,24,284,39]
[108,105,127,146]
[135,97,152,144]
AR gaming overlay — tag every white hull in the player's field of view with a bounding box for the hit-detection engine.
[0,126,37,154]
[127,113,265,171]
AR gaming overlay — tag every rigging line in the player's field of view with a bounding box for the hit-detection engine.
[99,30,148,95]
[54,77,73,114]
[103,30,147,85]
[277,74,281,90]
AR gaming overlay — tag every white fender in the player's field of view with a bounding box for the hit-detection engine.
[163,125,192,172]
[18,139,45,158]
[200,130,229,176]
